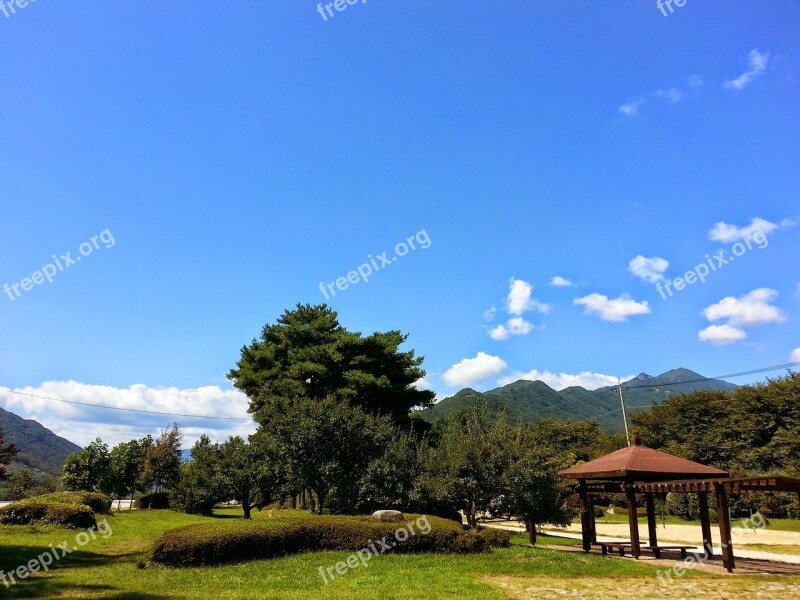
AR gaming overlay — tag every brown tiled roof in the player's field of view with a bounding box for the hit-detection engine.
[560,444,728,481]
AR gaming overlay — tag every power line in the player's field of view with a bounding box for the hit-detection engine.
[0,387,253,422]
[620,362,800,392]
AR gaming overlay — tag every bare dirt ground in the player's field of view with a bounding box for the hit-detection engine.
[481,575,800,600]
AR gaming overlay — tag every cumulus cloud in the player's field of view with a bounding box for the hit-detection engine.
[790,348,800,363]
[0,381,255,447]
[443,353,507,387]
[573,293,651,322]
[708,217,794,243]
[703,288,785,327]
[551,276,575,287]
[725,49,769,91]
[506,278,551,315]
[628,255,669,283]
[497,369,634,391]
[699,288,785,345]
[619,99,644,117]
[698,324,747,345]
[489,317,534,341]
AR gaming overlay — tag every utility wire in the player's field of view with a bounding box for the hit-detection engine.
[0,362,796,425]
[0,387,253,422]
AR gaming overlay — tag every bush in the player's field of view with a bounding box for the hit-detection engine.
[135,492,171,510]
[0,498,97,528]
[151,512,488,566]
[34,491,111,514]
[478,528,511,548]
[593,506,605,518]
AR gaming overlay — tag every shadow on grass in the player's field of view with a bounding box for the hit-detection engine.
[0,544,154,598]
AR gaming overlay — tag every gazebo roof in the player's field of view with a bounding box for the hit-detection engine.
[560,437,728,482]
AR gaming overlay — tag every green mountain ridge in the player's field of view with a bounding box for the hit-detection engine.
[0,405,82,477]
[420,368,736,431]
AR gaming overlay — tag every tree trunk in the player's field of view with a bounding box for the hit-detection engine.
[299,488,307,510]
[243,503,252,519]
[316,490,326,515]
[290,493,297,510]
[528,521,537,545]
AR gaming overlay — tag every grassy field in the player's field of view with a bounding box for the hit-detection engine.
[1,508,799,599]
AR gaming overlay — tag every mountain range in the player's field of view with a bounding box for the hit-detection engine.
[420,368,736,431]
[0,405,82,477]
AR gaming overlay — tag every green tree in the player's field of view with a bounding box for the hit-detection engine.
[62,438,111,492]
[422,399,511,529]
[108,439,149,508]
[359,427,428,512]
[171,435,226,515]
[259,396,391,514]
[0,432,17,480]
[9,468,36,501]
[143,425,183,492]
[228,304,434,426]
[219,436,278,519]
[502,428,577,544]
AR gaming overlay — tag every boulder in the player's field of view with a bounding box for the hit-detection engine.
[372,509,404,523]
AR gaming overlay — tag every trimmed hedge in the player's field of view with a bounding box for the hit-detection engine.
[151,513,488,566]
[135,492,171,509]
[0,499,97,528]
[35,492,111,514]
[478,528,511,548]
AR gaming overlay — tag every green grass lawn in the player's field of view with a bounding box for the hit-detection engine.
[1,509,799,599]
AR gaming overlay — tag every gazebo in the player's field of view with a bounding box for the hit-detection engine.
[560,434,800,571]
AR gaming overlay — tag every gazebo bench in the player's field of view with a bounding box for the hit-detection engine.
[644,545,695,559]
[596,542,632,556]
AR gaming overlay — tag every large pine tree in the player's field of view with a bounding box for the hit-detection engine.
[228,304,434,426]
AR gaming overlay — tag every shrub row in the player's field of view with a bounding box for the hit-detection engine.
[0,498,96,529]
[135,492,171,510]
[151,513,492,566]
[35,491,111,514]
[477,527,511,548]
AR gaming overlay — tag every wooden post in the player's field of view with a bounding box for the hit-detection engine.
[588,495,597,543]
[578,480,591,552]
[645,493,658,556]
[715,483,734,572]
[626,487,641,558]
[698,492,713,559]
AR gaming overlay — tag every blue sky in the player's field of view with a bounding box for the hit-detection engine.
[1,1,798,446]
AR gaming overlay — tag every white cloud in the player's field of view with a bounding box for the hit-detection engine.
[790,348,800,363]
[725,49,769,91]
[698,324,747,345]
[488,325,510,341]
[490,317,535,341]
[573,293,651,322]
[703,288,785,327]
[506,278,551,315]
[497,369,635,391]
[619,99,644,117]
[655,87,682,103]
[551,276,575,287]
[0,381,255,447]
[708,217,788,242]
[482,306,498,321]
[443,352,507,387]
[628,255,669,283]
